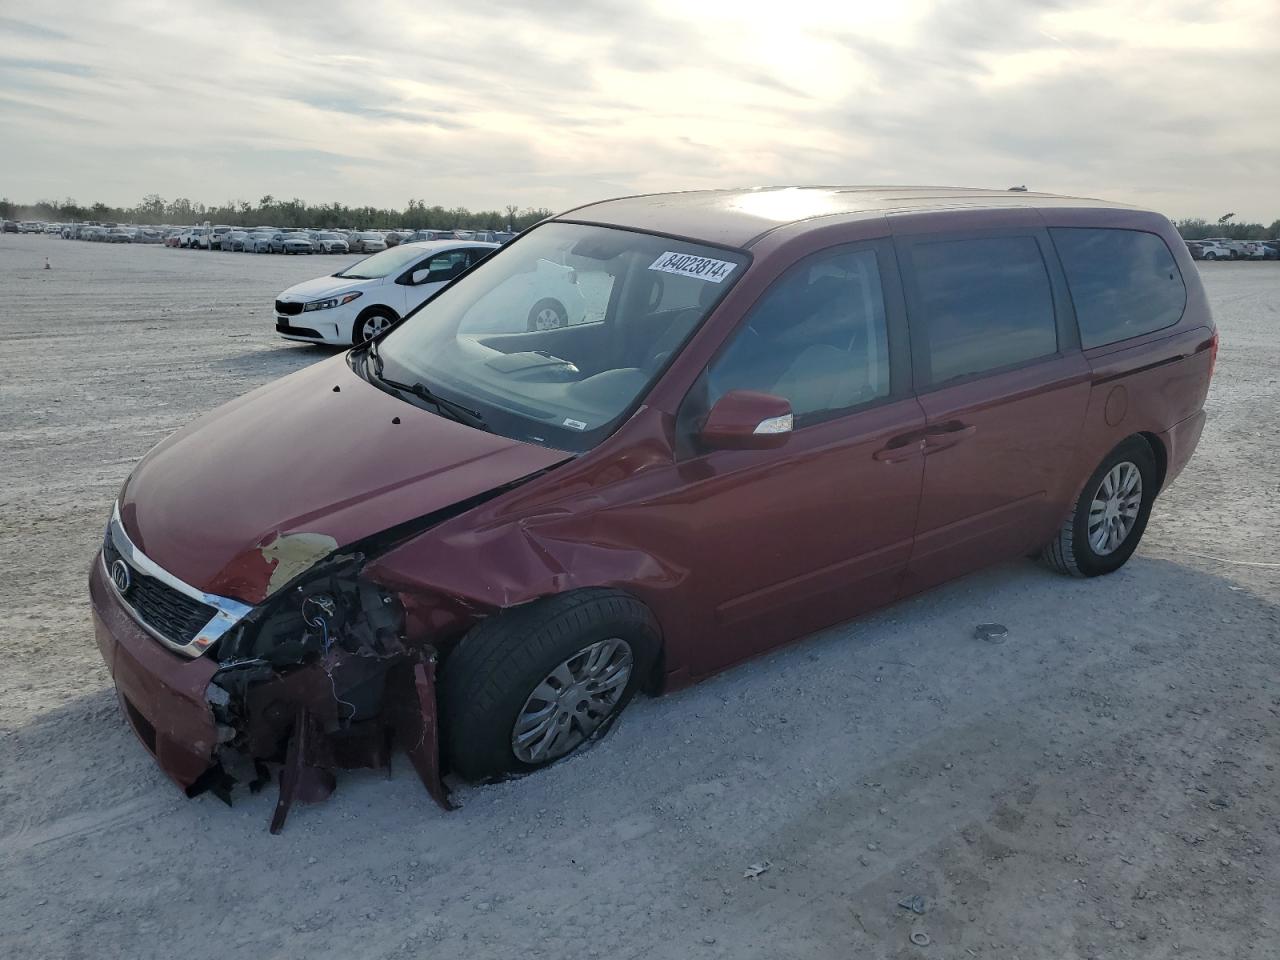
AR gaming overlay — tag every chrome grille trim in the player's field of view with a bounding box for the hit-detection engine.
[104,502,253,658]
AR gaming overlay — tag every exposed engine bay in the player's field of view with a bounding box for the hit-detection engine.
[195,550,453,833]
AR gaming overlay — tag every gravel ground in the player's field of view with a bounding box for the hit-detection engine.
[2,234,1278,960]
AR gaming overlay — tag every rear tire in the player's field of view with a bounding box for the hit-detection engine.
[1041,437,1157,577]
[441,589,660,781]
[527,298,568,332]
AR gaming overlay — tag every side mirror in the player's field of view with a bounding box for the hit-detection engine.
[700,390,793,450]
[411,268,431,285]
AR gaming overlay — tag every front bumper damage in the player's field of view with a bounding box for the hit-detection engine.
[90,550,454,833]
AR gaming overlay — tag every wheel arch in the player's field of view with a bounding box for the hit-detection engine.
[1065,430,1165,514]
[442,586,669,695]
[352,303,400,343]
[356,302,399,321]
[1137,430,1169,494]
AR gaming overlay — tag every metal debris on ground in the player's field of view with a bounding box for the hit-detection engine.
[898,894,927,915]
[974,622,1009,644]
[743,861,771,880]
[910,931,932,947]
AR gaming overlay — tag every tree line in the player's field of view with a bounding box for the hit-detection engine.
[4,195,1278,241]
[1175,215,1280,242]
[0,195,555,232]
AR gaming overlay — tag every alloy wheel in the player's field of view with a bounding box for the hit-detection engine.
[534,307,563,331]
[359,315,391,341]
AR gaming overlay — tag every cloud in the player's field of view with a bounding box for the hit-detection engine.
[0,16,70,41]
[1,0,1276,219]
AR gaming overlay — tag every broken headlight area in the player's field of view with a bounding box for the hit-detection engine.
[193,555,454,833]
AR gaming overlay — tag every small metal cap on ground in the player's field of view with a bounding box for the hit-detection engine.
[909,930,931,947]
[974,623,1008,644]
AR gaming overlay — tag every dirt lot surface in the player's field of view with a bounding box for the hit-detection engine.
[3,234,1278,960]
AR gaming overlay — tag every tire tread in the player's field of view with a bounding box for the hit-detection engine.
[441,589,659,780]
[1040,436,1155,579]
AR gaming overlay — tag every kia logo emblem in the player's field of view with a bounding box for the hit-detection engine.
[110,558,132,595]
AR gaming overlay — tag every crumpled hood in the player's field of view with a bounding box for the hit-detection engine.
[277,274,375,303]
[119,354,567,605]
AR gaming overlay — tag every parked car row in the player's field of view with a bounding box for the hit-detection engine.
[3,219,520,253]
[1185,238,1279,260]
[56,224,166,243]
[2,219,63,234]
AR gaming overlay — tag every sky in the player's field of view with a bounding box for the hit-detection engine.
[1,0,1277,221]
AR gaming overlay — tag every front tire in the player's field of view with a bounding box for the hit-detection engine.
[441,590,660,781]
[352,308,396,344]
[1041,437,1157,577]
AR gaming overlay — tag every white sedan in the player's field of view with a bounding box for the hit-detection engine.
[274,240,498,345]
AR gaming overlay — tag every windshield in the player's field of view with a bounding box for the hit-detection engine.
[373,222,748,452]
[335,244,428,280]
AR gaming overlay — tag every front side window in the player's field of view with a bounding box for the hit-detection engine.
[909,236,1057,385]
[701,247,891,426]
[1049,228,1186,349]
[373,222,748,451]
[421,250,470,284]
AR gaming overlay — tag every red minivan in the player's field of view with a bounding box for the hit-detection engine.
[90,187,1215,824]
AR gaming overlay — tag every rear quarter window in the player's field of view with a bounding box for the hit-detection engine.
[1049,228,1186,349]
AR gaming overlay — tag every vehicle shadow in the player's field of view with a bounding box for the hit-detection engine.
[5,552,1274,957]
[212,343,341,378]
[4,553,1270,841]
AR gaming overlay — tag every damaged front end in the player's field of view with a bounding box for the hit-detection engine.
[204,550,455,832]
[95,507,461,834]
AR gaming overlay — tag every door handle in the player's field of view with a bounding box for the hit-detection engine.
[873,436,924,463]
[923,422,976,453]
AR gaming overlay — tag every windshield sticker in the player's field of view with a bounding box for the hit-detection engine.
[648,251,738,283]
[563,418,588,431]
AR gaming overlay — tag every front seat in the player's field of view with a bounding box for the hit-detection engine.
[771,344,864,420]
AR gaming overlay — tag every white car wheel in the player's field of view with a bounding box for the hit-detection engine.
[527,298,569,332]
[355,310,395,344]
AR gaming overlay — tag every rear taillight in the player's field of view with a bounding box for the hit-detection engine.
[1209,329,1219,380]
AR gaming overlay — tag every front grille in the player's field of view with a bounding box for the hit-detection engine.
[275,299,305,316]
[276,320,322,338]
[104,534,217,646]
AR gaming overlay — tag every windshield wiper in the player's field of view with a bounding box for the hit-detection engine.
[364,344,486,430]
[397,379,487,430]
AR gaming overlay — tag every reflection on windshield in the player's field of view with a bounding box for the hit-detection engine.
[336,244,427,280]
[376,222,748,452]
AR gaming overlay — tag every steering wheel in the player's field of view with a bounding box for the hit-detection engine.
[644,307,704,373]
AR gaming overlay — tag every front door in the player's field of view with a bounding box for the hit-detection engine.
[894,229,1091,594]
[672,240,927,674]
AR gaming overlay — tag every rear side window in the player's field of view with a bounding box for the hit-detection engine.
[909,236,1058,385]
[1050,228,1186,349]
